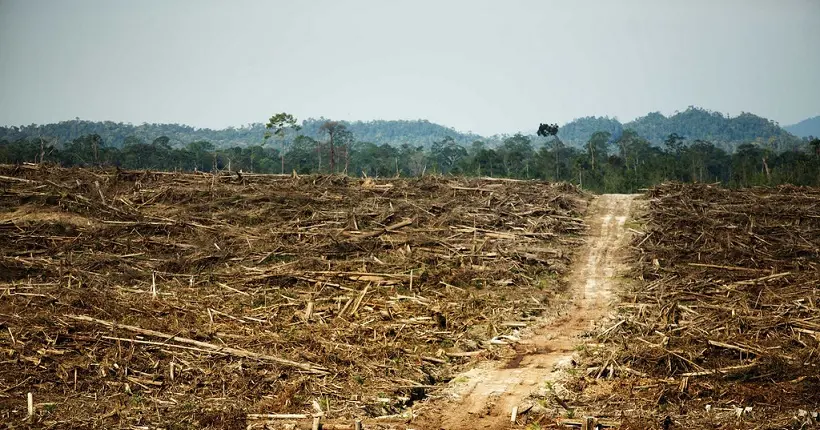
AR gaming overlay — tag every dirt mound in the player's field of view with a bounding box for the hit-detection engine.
[0,165,588,428]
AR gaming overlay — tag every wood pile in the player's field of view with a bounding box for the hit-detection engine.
[0,165,588,428]
[572,183,820,429]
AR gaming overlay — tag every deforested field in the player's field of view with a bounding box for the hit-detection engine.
[0,165,588,429]
[565,183,820,429]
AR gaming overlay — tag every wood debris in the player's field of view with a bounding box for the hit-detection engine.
[570,183,820,429]
[0,164,588,427]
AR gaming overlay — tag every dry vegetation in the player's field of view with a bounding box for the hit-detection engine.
[0,165,588,429]
[564,183,820,429]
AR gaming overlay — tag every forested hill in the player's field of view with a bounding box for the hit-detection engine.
[557,107,802,151]
[784,116,820,138]
[0,119,483,150]
[0,107,804,151]
[298,119,485,148]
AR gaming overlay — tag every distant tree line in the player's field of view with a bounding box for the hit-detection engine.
[2,120,818,193]
[0,118,484,151]
[558,107,803,151]
[0,106,805,154]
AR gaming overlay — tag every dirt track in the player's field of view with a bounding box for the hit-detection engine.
[419,194,638,429]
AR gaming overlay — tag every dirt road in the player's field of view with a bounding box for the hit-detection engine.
[419,194,638,429]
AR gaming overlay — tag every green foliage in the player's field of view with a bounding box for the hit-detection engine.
[2,108,818,193]
[499,133,535,178]
[0,118,484,151]
[5,128,818,193]
[625,107,801,150]
[430,136,467,174]
[264,112,301,174]
[557,107,803,151]
[558,116,623,146]
[264,113,299,140]
[1,107,804,154]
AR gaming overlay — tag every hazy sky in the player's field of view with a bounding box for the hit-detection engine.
[1,0,818,135]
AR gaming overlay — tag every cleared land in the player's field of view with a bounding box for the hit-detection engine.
[5,167,815,430]
[0,165,588,429]
[414,194,638,429]
[563,183,820,429]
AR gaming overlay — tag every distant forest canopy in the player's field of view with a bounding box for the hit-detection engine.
[784,115,820,138]
[3,126,819,194]
[558,107,803,151]
[0,118,484,150]
[0,106,809,152]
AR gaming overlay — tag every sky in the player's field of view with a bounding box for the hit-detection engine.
[0,0,818,136]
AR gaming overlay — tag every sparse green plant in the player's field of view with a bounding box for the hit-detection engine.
[319,396,331,412]
[543,380,554,392]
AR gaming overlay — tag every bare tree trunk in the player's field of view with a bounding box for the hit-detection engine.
[344,144,350,174]
[588,143,595,171]
[329,132,336,173]
[38,137,45,164]
[317,142,322,172]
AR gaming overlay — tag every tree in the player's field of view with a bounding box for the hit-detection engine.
[335,128,355,174]
[353,142,399,177]
[809,136,820,157]
[35,136,57,164]
[500,133,534,178]
[537,123,559,138]
[537,122,561,179]
[398,143,427,176]
[152,136,171,149]
[185,140,215,171]
[732,143,766,186]
[664,133,686,154]
[264,112,300,174]
[586,131,610,172]
[430,136,467,174]
[62,134,106,166]
[319,121,346,173]
[287,135,320,173]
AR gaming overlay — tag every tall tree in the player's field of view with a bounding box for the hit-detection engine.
[500,133,534,178]
[319,121,346,173]
[586,131,610,172]
[264,112,300,174]
[809,136,820,157]
[537,122,561,179]
[335,128,355,174]
[664,133,686,155]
